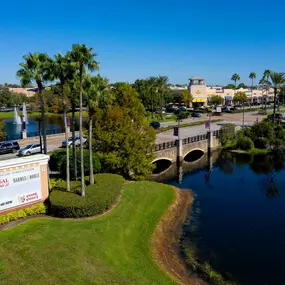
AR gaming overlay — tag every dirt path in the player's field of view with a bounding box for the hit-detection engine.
[152,186,207,285]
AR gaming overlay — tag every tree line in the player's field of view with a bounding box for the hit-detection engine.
[17,44,156,196]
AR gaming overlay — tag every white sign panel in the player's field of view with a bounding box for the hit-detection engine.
[0,166,41,211]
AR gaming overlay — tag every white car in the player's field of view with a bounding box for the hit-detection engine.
[17,143,41,156]
[62,136,87,148]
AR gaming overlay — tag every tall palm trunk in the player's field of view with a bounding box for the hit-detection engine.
[273,88,277,124]
[72,104,77,180]
[79,70,85,196]
[62,85,70,191]
[89,114,94,185]
[38,85,47,154]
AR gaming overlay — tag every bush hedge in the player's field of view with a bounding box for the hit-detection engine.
[49,149,101,178]
[236,136,254,150]
[49,174,125,218]
[0,203,46,225]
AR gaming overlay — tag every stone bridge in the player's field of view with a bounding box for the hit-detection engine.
[153,130,220,164]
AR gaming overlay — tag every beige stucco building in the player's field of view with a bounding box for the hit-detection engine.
[170,76,275,107]
[9,87,36,97]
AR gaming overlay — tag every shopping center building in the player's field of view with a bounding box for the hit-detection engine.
[170,76,275,107]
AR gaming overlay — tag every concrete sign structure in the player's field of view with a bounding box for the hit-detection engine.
[0,154,49,214]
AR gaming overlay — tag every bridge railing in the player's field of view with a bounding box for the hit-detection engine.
[155,140,176,151]
[155,130,220,151]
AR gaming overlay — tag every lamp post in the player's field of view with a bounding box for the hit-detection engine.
[35,118,43,153]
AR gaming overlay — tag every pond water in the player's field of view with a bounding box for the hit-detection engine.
[159,152,285,285]
[3,116,80,140]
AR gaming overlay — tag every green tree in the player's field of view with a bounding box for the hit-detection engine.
[84,75,109,184]
[267,72,285,123]
[259,77,268,109]
[233,91,247,104]
[93,83,155,180]
[234,91,247,126]
[224,84,235,89]
[133,79,152,110]
[0,88,13,107]
[262,70,272,109]
[0,121,6,141]
[49,52,75,191]
[148,76,159,118]
[231,73,240,90]
[156,76,170,117]
[219,123,236,146]
[179,90,193,107]
[210,95,224,106]
[70,44,99,196]
[237,83,247,89]
[68,77,80,180]
[263,69,271,81]
[17,53,52,154]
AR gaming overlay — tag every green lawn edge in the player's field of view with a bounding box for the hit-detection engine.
[0,181,179,285]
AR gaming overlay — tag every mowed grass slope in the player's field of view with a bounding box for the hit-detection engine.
[0,182,178,285]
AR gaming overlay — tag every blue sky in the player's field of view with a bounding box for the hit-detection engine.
[1,0,285,85]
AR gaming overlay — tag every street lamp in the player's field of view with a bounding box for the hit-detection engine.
[35,117,43,153]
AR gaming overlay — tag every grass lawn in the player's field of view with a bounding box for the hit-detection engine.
[0,181,178,285]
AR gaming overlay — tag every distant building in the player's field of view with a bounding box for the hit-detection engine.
[9,87,36,97]
[186,76,275,107]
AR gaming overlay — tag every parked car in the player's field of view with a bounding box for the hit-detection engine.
[267,114,283,121]
[179,106,187,111]
[0,141,20,154]
[62,137,74,148]
[191,112,201,118]
[17,143,41,156]
[150,121,160,129]
[62,136,87,148]
[155,107,166,114]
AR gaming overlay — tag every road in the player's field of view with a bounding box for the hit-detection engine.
[0,135,65,161]
[156,120,253,143]
[0,109,281,160]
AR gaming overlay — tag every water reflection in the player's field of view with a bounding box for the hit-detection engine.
[162,151,285,285]
[2,115,81,140]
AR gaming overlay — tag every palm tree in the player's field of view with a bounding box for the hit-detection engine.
[263,69,271,107]
[84,75,109,184]
[17,53,52,154]
[249,72,256,107]
[259,77,267,110]
[268,72,285,123]
[70,44,99,196]
[264,69,271,80]
[249,72,256,90]
[50,53,74,191]
[68,77,79,181]
[156,76,169,118]
[231,73,240,90]
[148,76,158,119]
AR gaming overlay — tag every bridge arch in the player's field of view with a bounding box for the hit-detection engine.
[152,157,174,164]
[151,158,173,175]
[183,148,205,163]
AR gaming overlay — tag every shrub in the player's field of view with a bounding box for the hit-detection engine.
[219,124,236,145]
[176,111,189,119]
[49,174,124,218]
[49,149,101,178]
[0,203,46,225]
[253,137,268,149]
[236,136,254,150]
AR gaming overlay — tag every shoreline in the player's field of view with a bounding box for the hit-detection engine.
[152,186,206,285]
